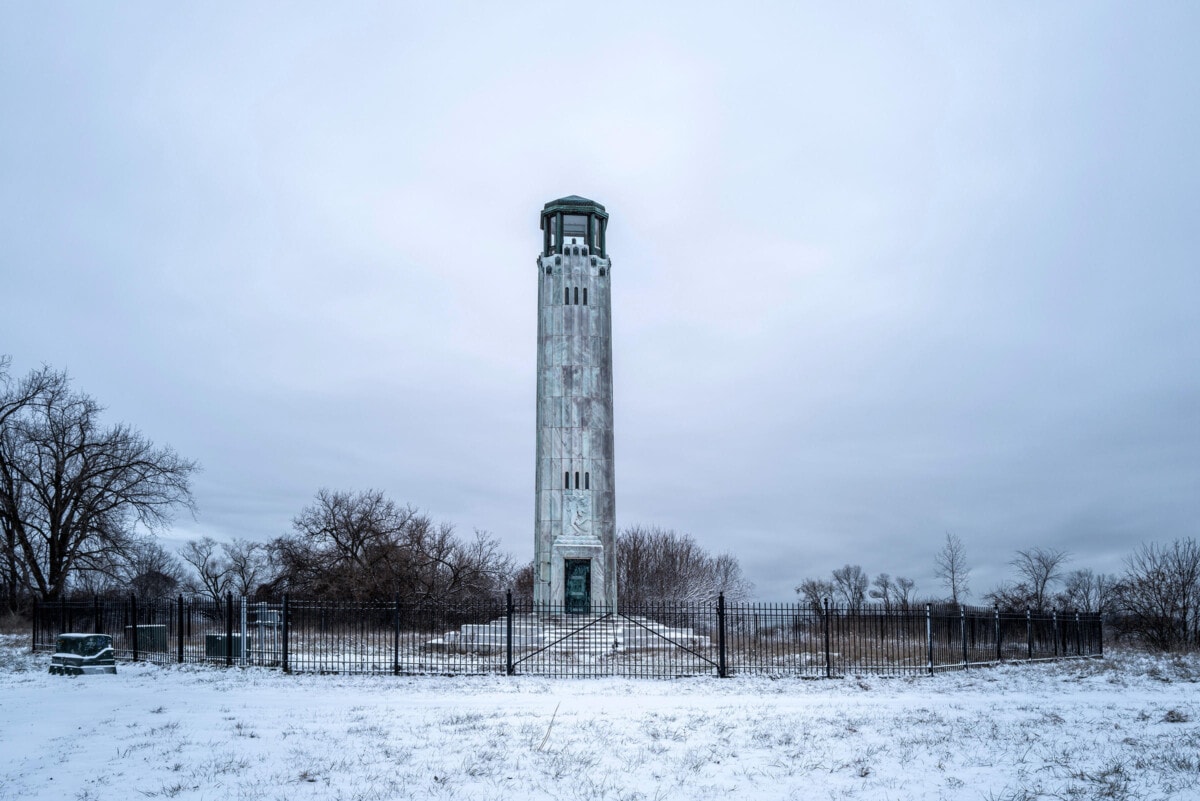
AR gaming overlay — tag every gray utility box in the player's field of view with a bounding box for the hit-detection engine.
[205,634,244,659]
[124,624,168,652]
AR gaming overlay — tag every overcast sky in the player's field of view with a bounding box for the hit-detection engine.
[2,3,1197,601]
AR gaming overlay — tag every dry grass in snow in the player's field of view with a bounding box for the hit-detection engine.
[1,634,1198,800]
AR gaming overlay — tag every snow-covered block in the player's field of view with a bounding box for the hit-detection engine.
[49,634,116,676]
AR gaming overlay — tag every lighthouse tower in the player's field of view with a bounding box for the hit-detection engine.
[533,195,617,613]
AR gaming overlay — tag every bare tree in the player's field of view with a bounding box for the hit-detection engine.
[1112,539,1200,651]
[1056,568,1115,614]
[869,573,895,611]
[894,576,916,611]
[267,489,514,604]
[0,364,196,600]
[269,489,419,601]
[710,553,752,601]
[868,573,917,611]
[617,526,752,605]
[831,564,868,610]
[181,536,232,604]
[1011,547,1070,611]
[934,532,970,605]
[1,361,66,611]
[985,581,1033,611]
[223,538,272,598]
[79,537,187,599]
[795,578,834,613]
[121,539,184,599]
[421,527,515,605]
[65,534,187,600]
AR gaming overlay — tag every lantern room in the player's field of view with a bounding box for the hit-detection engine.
[540,195,609,258]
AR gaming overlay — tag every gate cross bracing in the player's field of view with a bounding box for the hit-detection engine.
[506,609,722,678]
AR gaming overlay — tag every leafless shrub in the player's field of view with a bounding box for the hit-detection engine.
[617,525,752,605]
[1111,538,1200,651]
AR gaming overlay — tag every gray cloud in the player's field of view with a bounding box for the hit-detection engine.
[2,2,1197,600]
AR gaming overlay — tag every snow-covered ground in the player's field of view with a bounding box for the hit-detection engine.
[1,634,1197,801]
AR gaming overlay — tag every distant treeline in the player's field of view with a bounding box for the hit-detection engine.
[794,536,1200,652]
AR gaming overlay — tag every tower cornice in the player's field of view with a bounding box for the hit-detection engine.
[541,195,609,223]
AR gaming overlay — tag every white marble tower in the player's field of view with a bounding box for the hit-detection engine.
[533,196,616,613]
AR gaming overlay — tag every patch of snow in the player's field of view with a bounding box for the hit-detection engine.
[1,634,1197,800]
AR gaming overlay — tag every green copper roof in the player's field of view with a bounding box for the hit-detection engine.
[542,195,608,218]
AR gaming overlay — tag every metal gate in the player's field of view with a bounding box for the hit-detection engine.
[505,601,724,678]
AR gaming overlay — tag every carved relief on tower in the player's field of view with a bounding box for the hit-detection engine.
[562,490,592,537]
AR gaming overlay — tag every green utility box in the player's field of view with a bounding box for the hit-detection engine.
[124,624,168,652]
[205,634,244,659]
[50,634,117,675]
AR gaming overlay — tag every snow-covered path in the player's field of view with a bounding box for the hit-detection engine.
[2,637,1197,800]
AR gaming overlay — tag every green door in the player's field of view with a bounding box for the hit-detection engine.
[564,559,591,614]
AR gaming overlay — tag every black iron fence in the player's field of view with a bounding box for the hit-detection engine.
[31,594,1102,678]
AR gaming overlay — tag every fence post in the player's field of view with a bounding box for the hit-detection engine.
[1025,607,1032,661]
[717,592,727,679]
[389,594,399,676]
[1098,613,1104,657]
[239,595,248,667]
[93,595,101,635]
[225,592,234,668]
[282,594,291,674]
[1075,610,1081,656]
[506,590,515,676]
[926,602,933,675]
[960,606,967,670]
[1052,610,1059,658]
[31,597,38,653]
[823,598,832,679]
[994,606,1001,662]
[130,594,139,662]
[177,595,184,663]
